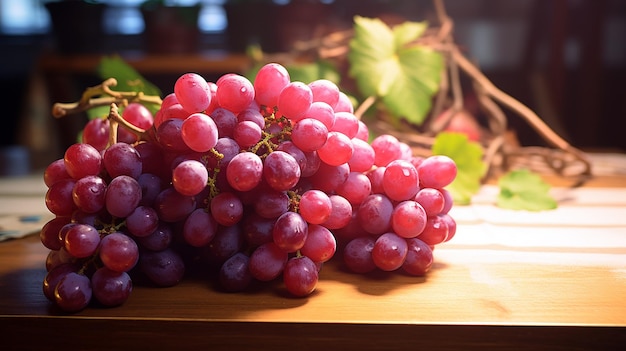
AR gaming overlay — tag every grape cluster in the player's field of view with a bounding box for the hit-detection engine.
[41,62,457,312]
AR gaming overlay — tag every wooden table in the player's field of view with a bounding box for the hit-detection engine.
[1,156,626,350]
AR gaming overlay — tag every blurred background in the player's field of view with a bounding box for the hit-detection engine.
[0,0,625,176]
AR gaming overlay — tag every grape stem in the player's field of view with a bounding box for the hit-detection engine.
[51,78,162,118]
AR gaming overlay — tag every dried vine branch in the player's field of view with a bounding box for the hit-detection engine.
[282,0,592,184]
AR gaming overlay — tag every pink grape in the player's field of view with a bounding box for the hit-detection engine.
[183,208,218,247]
[283,255,318,297]
[226,152,263,192]
[291,118,328,152]
[298,189,332,225]
[210,192,244,226]
[172,159,208,197]
[263,150,301,191]
[391,200,427,238]
[418,155,457,188]
[248,242,288,281]
[216,73,255,113]
[277,81,312,120]
[181,112,219,152]
[371,134,401,167]
[71,175,106,214]
[272,211,308,253]
[402,238,434,276]
[335,171,372,206]
[382,159,419,201]
[64,143,102,179]
[372,232,408,271]
[99,232,139,273]
[343,237,377,274]
[91,267,132,307]
[317,131,354,166]
[309,79,340,109]
[300,224,336,263]
[174,72,212,113]
[254,62,290,108]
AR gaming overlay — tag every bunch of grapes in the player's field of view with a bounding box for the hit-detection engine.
[41,62,457,312]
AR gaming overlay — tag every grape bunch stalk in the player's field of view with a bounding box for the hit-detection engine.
[41,62,458,312]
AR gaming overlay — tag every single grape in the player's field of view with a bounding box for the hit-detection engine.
[181,112,219,152]
[283,255,318,297]
[402,237,434,276]
[210,192,244,226]
[137,173,163,207]
[135,222,173,252]
[317,131,354,166]
[335,171,372,206]
[438,212,457,242]
[277,81,312,121]
[254,62,290,108]
[226,151,263,192]
[40,216,70,251]
[298,189,332,225]
[182,208,218,247]
[382,159,419,202]
[248,242,288,282]
[372,232,408,271]
[414,187,445,217]
[300,224,336,263]
[391,200,427,239]
[44,158,71,187]
[172,159,208,197]
[54,272,92,312]
[174,72,212,113]
[357,193,393,235]
[301,101,335,128]
[216,73,255,113]
[125,205,159,237]
[64,223,100,259]
[419,215,449,246]
[157,118,192,153]
[210,107,238,138]
[371,134,401,167]
[273,211,308,253]
[139,248,185,287]
[263,150,301,191]
[233,120,263,149]
[219,252,253,292]
[253,188,290,219]
[105,175,142,218]
[99,232,139,272]
[64,143,102,180]
[308,162,349,193]
[418,155,457,189]
[290,118,328,152]
[309,79,340,109]
[91,267,132,307]
[82,118,109,151]
[343,236,377,274]
[242,213,275,248]
[331,111,359,139]
[71,175,107,214]
[334,91,354,113]
[321,194,352,230]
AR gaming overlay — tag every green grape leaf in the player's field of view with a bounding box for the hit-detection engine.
[497,169,558,211]
[96,55,162,115]
[348,16,443,125]
[432,132,486,205]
